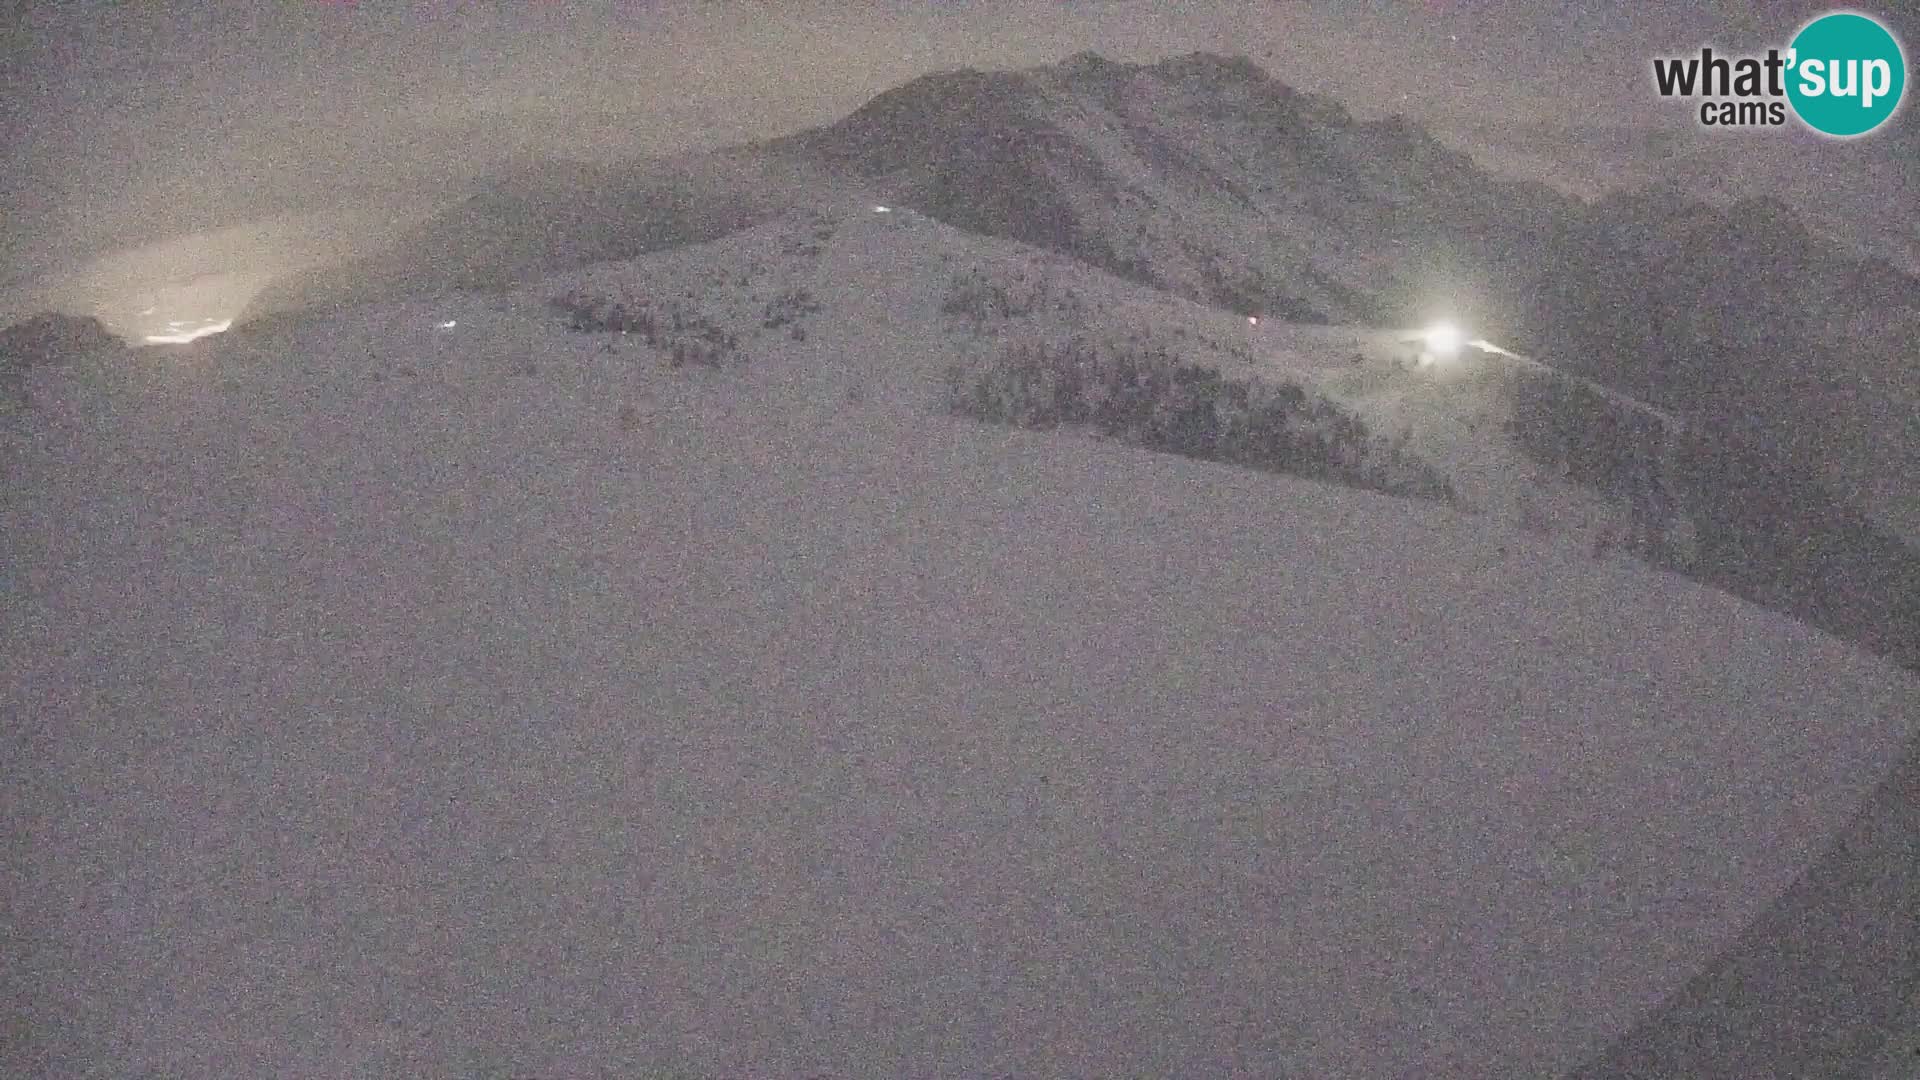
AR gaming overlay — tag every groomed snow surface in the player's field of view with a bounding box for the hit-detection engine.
[7,213,1919,1078]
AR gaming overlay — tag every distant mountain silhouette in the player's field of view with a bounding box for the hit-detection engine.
[2,311,122,361]
[2,311,123,367]
[1,311,127,407]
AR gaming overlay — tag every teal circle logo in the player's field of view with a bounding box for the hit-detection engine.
[1786,12,1906,137]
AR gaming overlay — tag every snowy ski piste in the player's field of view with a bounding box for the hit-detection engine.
[6,204,1917,1079]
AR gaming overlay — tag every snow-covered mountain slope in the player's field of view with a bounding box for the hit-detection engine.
[529,208,1646,556]
[26,199,1920,664]
[7,206,1919,1079]
[516,205,1920,670]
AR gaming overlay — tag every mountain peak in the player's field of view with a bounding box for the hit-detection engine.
[1152,51,1272,85]
[1042,50,1278,97]
[1057,49,1121,72]
[808,64,1045,174]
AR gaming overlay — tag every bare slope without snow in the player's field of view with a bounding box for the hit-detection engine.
[7,207,1920,1078]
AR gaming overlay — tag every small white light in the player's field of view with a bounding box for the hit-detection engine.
[438,320,457,329]
[872,205,891,213]
[1248,316,1259,326]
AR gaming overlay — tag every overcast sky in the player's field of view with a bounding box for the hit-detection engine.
[4,1,1915,284]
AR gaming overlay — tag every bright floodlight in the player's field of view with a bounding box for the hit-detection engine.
[438,320,458,329]
[872,204,892,213]
[1422,321,1463,358]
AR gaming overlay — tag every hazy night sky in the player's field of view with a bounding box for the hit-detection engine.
[4,1,1915,288]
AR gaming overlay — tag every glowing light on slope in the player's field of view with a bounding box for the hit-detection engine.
[143,319,232,344]
[872,205,892,213]
[1421,321,1463,358]
[438,320,457,329]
